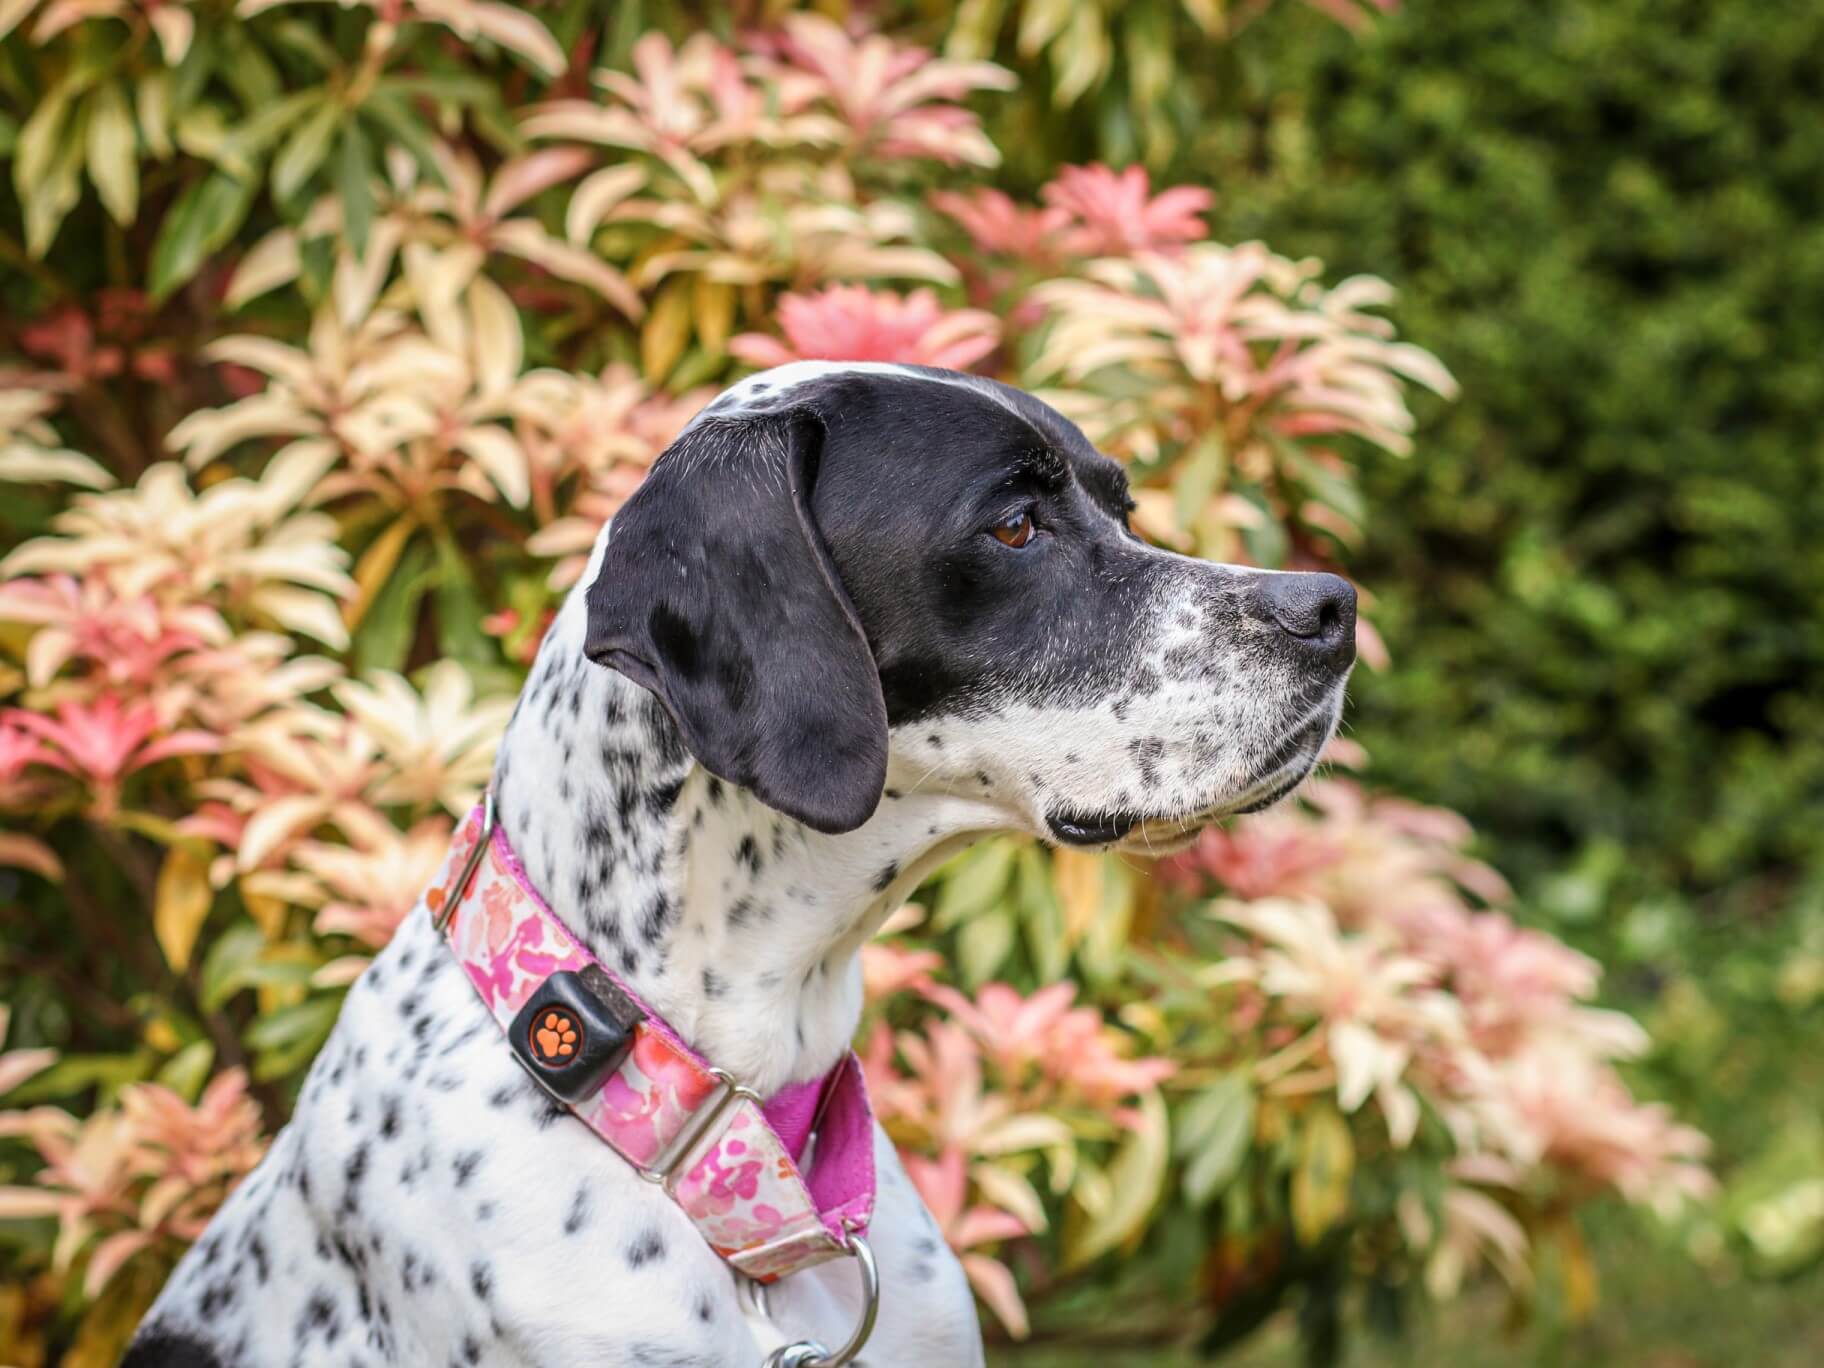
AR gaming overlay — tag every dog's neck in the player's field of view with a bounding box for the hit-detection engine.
[490,561,1000,1097]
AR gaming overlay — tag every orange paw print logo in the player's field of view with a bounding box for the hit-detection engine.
[531,1009,581,1065]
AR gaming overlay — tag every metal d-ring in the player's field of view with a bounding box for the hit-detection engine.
[750,1233,880,1368]
[433,790,496,932]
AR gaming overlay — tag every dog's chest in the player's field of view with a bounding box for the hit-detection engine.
[147,911,982,1366]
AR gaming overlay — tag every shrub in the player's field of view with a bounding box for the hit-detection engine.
[0,2,1717,1361]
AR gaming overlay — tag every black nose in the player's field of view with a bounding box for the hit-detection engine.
[1247,572,1357,669]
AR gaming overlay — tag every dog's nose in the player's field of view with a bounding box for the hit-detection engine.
[1247,572,1357,669]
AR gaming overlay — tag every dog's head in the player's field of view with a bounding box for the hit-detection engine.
[584,363,1354,851]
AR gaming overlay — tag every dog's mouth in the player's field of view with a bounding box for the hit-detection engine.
[1044,710,1334,853]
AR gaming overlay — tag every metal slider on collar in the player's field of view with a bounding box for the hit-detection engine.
[638,1067,762,1188]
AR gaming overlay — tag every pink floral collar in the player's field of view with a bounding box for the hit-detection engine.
[425,795,877,1287]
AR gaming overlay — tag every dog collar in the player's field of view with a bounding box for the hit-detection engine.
[423,793,877,1295]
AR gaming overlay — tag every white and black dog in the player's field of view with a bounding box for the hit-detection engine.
[126,363,1354,1366]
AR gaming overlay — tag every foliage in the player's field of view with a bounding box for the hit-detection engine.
[0,0,1728,1361]
[1201,0,1824,1328]
[1211,0,1824,912]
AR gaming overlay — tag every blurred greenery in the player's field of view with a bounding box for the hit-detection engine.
[1216,0,1824,911]
[1065,0,1824,1357]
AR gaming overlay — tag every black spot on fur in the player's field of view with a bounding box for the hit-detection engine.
[626,1228,666,1269]
[123,1326,227,1368]
[872,861,898,892]
[564,1182,592,1235]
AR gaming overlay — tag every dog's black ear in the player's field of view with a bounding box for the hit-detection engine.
[583,408,888,834]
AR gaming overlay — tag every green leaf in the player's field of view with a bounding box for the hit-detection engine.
[199,922,266,1012]
[214,89,321,176]
[1064,1088,1169,1268]
[430,529,495,671]
[271,97,341,204]
[14,78,76,255]
[374,73,501,106]
[171,23,217,108]
[358,93,445,188]
[154,1041,215,1103]
[149,169,255,301]
[1016,843,1069,980]
[1177,1073,1256,1207]
[1173,430,1227,531]
[215,21,281,109]
[246,996,341,1081]
[934,839,1020,929]
[958,908,1016,987]
[352,540,434,675]
[3,1052,153,1105]
[337,121,375,258]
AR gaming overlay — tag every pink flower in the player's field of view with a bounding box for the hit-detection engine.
[298,817,453,951]
[902,1146,1030,1337]
[1491,1042,1714,1216]
[731,285,999,371]
[1041,164,1212,256]
[1429,911,1608,1055]
[861,940,943,1002]
[0,721,53,806]
[919,981,1175,1109]
[749,15,1015,168]
[1160,818,1348,901]
[5,696,217,816]
[929,188,1073,263]
[0,1068,266,1298]
[0,574,225,690]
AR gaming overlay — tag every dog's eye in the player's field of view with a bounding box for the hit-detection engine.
[992,511,1035,548]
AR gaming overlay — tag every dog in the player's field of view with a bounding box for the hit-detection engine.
[126,362,1355,1366]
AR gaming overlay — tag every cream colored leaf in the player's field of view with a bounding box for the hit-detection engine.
[1062,1088,1167,1269]
[226,229,302,308]
[452,425,530,508]
[0,1186,65,1220]
[237,794,331,872]
[250,585,352,650]
[0,1046,57,1096]
[0,833,64,882]
[85,83,139,225]
[466,275,523,396]
[149,5,193,63]
[135,71,173,159]
[0,443,114,488]
[467,1,565,78]
[970,1162,1049,1234]
[565,164,647,245]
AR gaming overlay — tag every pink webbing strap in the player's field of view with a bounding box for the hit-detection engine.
[426,802,875,1282]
